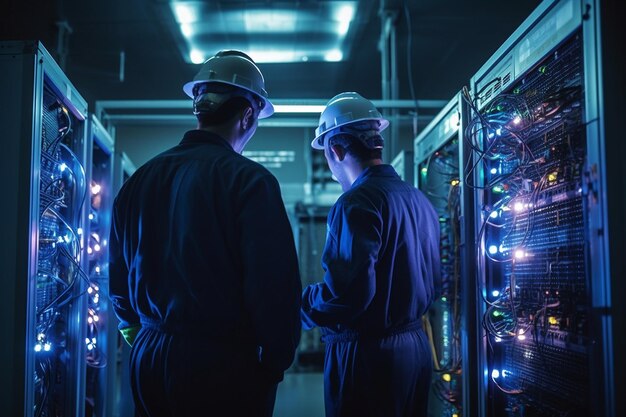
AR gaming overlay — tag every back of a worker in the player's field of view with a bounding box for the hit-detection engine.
[301,92,441,417]
[109,50,302,417]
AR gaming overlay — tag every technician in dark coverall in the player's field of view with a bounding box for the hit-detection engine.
[109,50,302,417]
[301,92,441,417]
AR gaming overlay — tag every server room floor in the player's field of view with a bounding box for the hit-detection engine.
[274,372,324,417]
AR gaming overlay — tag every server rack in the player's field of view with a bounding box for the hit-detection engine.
[292,203,328,371]
[0,41,89,417]
[107,151,137,417]
[415,94,473,417]
[390,150,414,182]
[466,0,615,415]
[84,115,115,417]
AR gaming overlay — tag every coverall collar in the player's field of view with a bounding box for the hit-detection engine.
[180,129,233,150]
[351,164,398,189]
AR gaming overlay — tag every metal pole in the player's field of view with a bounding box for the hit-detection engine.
[390,14,399,160]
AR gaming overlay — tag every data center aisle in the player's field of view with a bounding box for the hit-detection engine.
[273,372,324,417]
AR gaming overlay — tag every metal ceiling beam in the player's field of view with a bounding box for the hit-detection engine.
[100,113,434,127]
[95,99,447,121]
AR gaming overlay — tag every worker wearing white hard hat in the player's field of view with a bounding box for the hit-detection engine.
[183,49,274,119]
[110,50,301,417]
[311,91,389,150]
[302,92,441,417]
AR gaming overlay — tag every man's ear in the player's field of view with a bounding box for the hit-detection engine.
[330,144,346,162]
[241,106,254,130]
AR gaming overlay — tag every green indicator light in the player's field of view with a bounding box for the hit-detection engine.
[493,185,503,193]
[539,65,547,74]
[421,167,428,175]
[441,296,447,302]
[492,310,502,317]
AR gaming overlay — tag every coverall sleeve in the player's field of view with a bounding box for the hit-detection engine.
[238,174,302,382]
[301,197,382,329]
[108,199,140,331]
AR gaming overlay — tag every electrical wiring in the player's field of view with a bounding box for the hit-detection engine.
[34,358,51,417]
[468,69,589,406]
[29,82,116,417]
[432,378,460,406]
[463,146,522,192]
[44,97,72,153]
[86,349,108,369]
[42,210,86,308]
[85,311,108,369]
[35,208,84,317]
[423,154,458,202]
[422,145,464,385]
[491,374,524,395]
[34,94,92,417]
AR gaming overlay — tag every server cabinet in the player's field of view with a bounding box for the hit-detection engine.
[415,94,473,417]
[85,115,115,417]
[390,150,414,182]
[0,41,89,417]
[292,203,329,370]
[466,0,615,415]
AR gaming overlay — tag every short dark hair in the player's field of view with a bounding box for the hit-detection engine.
[328,133,383,162]
[196,96,254,127]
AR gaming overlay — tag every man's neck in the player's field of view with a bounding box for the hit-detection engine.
[346,158,383,188]
[198,125,236,150]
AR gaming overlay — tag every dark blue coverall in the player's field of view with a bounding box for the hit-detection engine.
[301,164,441,417]
[109,130,302,417]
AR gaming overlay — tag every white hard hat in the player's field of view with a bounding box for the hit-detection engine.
[311,92,389,149]
[183,50,274,119]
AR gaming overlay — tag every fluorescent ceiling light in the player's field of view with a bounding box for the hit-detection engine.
[244,10,297,32]
[336,5,355,21]
[189,49,204,64]
[338,20,351,35]
[336,5,355,35]
[273,105,326,114]
[248,50,297,64]
[173,3,197,24]
[170,1,356,64]
[324,49,343,62]
[180,23,193,38]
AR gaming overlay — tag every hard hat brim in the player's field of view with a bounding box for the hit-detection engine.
[183,80,274,119]
[310,117,389,150]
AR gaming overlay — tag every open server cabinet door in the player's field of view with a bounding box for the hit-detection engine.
[415,94,472,417]
[84,115,115,417]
